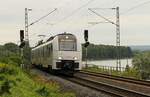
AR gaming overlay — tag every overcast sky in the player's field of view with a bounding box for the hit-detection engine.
[0,0,150,46]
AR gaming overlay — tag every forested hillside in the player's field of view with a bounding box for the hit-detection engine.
[82,44,133,60]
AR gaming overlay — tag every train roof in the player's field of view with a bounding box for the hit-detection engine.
[32,32,76,50]
[57,33,75,36]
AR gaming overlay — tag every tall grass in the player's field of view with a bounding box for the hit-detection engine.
[0,63,75,97]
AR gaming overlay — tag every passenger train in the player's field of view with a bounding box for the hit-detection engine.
[31,33,82,74]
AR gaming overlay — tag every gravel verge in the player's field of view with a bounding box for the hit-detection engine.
[31,69,113,97]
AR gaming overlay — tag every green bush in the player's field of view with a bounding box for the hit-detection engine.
[132,51,150,79]
[36,87,49,97]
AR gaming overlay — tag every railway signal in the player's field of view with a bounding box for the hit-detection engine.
[84,30,88,42]
[19,30,25,69]
[84,30,90,68]
[20,30,24,42]
[84,41,90,47]
[84,30,90,47]
[19,30,25,48]
[19,41,25,48]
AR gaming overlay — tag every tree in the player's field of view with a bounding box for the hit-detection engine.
[132,52,150,79]
[0,43,21,65]
[4,43,19,54]
[82,43,133,60]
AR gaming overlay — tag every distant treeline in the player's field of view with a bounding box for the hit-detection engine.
[82,44,133,60]
[0,43,133,62]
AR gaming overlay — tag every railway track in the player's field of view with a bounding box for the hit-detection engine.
[67,71,150,97]
[81,70,150,86]
[34,66,150,97]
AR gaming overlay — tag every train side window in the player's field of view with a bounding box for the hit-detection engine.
[36,49,37,57]
[34,51,35,57]
[50,44,53,51]
[42,47,43,57]
[47,45,50,57]
[44,46,47,57]
[34,51,35,58]
[40,48,42,57]
[49,44,52,54]
[33,51,34,58]
[47,44,50,56]
[40,49,41,57]
[37,49,41,57]
[43,47,45,57]
[48,44,51,56]
[49,44,51,52]
[36,49,38,57]
[41,48,42,57]
[35,50,37,57]
[42,47,44,57]
[32,51,34,58]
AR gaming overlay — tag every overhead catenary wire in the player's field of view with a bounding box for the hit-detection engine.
[28,8,57,27]
[88,8,117,26]
[88,0,150,28]
[29,0,75,33]
[29,0,96,39]
[52,0,119,26]
[30,0,150,40]
[51,0,96,26]
[121,0,150,14]
[29,0,118,38]
[41,0,117,35]
[28,8,57,38]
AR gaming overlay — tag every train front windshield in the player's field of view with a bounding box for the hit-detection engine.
[59,35,77,51]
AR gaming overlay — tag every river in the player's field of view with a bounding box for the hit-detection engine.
[82,59,133,68]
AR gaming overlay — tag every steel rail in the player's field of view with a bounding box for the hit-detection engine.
[72,71,150,97]
[81,70,150,86]
[33,66,150,96]
[67,76,150,97]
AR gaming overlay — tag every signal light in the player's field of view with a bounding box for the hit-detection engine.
[84,30,88,42]
[20,30,24,42]
[19,41,25,48]
[19,30,25,48]
[84,41,90,47]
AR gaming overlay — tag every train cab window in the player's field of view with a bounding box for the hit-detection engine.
[59,35,77,51]
[59,40,76,51]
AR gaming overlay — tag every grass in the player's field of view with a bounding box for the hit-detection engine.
[0,63,75,97]
[83,65,141,79]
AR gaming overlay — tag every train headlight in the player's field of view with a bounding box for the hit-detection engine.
[74,57,77,60]
[65,36,69,39]
[58,56,62,60]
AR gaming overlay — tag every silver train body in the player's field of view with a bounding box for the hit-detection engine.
[31,33,82,72]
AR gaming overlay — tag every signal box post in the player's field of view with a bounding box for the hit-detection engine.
[19,30,25,68]
[84,30,90,68]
